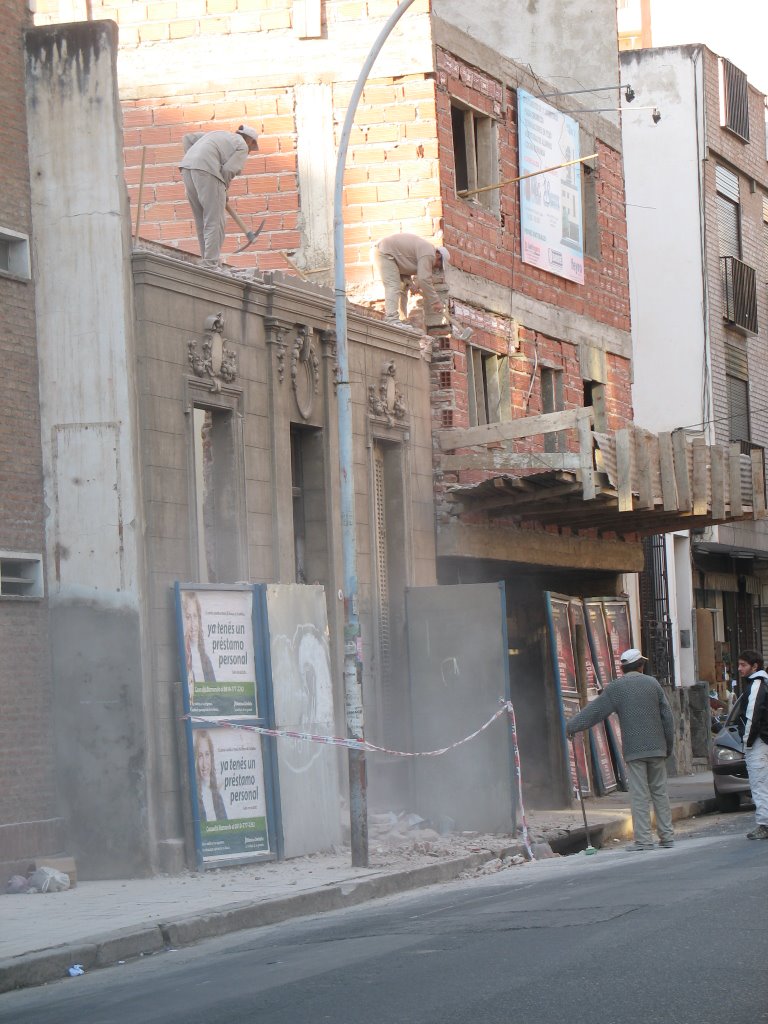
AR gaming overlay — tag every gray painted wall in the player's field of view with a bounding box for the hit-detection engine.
[433,0,622,125]
[25,22,153,877]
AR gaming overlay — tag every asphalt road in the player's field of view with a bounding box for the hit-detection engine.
[2,811,766,1024]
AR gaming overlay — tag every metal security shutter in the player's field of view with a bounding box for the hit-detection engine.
[720,58,750,142]
[372,444,392,716]
[716,166,741,258]
[726,374,750,443]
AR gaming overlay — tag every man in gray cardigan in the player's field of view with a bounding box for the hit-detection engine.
[566,649,675,851]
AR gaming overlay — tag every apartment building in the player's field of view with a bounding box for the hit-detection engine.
[622,46,768,728]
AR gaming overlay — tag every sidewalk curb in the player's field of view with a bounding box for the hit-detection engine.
[0,798,716,995]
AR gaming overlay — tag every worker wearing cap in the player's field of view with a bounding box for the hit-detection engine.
[374,234,449,330]
[180,125,259,268]
[566,648,675,852]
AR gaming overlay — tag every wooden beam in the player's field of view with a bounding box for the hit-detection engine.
[439,451,581,472]
[692,435,708,516]
[751,447,767,518]
[710,445,726,521]
[438,407,594,451]
[437,522,645,572]
[672,429,692,512]
[633,428,653,510]
[729,443,743,518]
[578,410,596,500]
[658,432,678,511]
[615,428,633,512]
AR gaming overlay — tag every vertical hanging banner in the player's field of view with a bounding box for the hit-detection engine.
[603,599,633,673]
[548,596,579,696]
[569,600,617,795]
[176,585,274,866]
[518,89,585,285]
[545,593,591,797]
[584,598,629,791]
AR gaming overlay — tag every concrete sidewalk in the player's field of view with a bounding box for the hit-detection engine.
[0,773,717,994]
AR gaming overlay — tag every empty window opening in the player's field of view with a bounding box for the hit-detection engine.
[290,425,328,587]
[583,379,607,433]
[541,366,564,453]
[192,406,242,584]
[451,102,499,214]
[467,347,511,427]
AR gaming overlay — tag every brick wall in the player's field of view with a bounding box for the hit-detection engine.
[700,49,768,453]
[0,0,61,871]
[436,47,631,336]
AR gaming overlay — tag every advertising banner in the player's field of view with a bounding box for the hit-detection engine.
[179,588,257,717]
[192,726,270,860]
[563,697,592,797]
[548,596,579,696]
[603,599,633,675]
[176,583,277,868]
[518,89,584,284]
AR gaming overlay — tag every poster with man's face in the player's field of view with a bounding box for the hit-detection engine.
[178,587,258,716]
[548,597,579,696]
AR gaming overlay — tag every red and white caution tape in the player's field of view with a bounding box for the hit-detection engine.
[186,702,512,759]
[188,701,534,859]
[506,702,534,861]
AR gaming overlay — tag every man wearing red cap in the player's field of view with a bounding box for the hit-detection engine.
[566,648,675,851]
[180,125,259,268]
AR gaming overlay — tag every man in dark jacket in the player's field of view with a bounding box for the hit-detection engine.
[566,649,675,851]
[735,649,768,839]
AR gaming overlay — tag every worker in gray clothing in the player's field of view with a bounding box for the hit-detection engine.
[374,234,449,330]
[566,648,675,852]
[180,125,259,268]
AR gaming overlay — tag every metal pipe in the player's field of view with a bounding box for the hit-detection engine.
[458,153,597,198]
[333,0,418,868]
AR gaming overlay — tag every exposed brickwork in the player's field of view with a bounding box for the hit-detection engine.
[435,47,631,335]
[33,2,636,544]
[0,0,60,871]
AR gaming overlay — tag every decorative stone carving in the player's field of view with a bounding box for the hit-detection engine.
[291,324,320,420]
[265,316,289,383]
[320,328,341,392]
[368,359,407,425]
[187,312,238,392]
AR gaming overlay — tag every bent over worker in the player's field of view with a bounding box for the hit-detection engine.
[374,233,449,330]
[566,648,675,852]
[180,125,259,268]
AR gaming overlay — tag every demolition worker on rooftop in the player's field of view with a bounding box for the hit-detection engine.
[374,233,450,332]
[180,124,259,269]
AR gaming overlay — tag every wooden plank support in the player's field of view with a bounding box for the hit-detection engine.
[615,428,634,511]
[578,408,596,500]
[437,522,646,572]
[751,447,767,518]
[729,443,743,518]
[633,428,654,510]
[710,445,726,521]
[692,435,708,517]
[437,407,593,451]
[439,451,581,472]
[658,432,678,511]
[672,429,692,512]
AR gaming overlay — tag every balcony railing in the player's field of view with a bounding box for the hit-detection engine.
[722,256,758,334]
